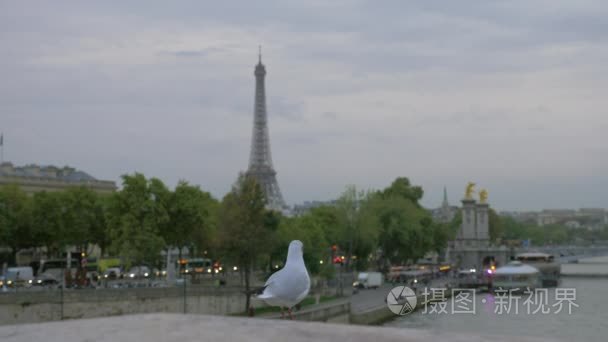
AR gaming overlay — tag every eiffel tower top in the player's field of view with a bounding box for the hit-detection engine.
[255,45,266,76]
[246,48,286,211]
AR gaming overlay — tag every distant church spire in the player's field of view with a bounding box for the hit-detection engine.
[440,186,452,223]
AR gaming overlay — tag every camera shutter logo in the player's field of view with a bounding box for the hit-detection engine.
[387,286,417,315]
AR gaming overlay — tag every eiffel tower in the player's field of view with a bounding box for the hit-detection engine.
[245,48,286,211]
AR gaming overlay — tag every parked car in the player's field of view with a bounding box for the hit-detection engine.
[154,268,168,278]
[127,266,151,279]
[103,267,123,280]
[34,271,61,287]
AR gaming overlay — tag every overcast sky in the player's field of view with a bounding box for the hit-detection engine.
[1,1,607,211]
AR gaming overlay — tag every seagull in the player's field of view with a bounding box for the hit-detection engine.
[258,240,310,319]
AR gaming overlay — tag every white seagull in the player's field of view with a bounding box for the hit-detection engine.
[258,240,310,319]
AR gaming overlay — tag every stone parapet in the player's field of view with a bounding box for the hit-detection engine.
[0,313,562,342]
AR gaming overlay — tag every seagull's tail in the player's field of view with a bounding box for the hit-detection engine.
[243,285,268,296]
[256,292,273,299]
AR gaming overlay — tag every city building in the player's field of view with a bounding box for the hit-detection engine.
[0,162,116,195]
[500,208,607,230]
[499,211,540,224]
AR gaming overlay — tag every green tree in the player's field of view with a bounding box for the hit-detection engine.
[218,175,275,312]
[381,177,424,206]
[501,216,527,240]
[429,221,451,254]
[371,177,442,269]
[0,185,33,263]
[488,209,504,243]
[31,191,65,257]
[90,194,111,256]
[271,205,339,279]
[165,181,217,260]
[334,185,378,270]
[371,194,431,267]
[448,210,462,238]
[61,187,104,255]
[106,174,168,268]
[274,213,328,275]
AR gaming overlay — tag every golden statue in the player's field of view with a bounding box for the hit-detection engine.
[465,182,475,200]
[479,189,488,204]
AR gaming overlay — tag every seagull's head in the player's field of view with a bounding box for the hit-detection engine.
[287,240,304,263]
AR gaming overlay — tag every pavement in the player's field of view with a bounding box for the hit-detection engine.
[0,313,562,342]
[350,284,395,313]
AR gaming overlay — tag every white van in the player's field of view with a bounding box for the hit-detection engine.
[5,267,35,287]
[353,272,383,289]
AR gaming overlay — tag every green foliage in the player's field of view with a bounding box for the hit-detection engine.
[499,216,601,246]
[370,178,443,268]
[448,210,462,238]
[0,174,467,281]
[274,213,328,275]
[61,187,104,251]
[0,185,33,259]
[429,221,451,253]
[164,181,217,257]
[218,174,276,311]
[218,175,272,268]
[90,194,111,254]
[488,209,504,243]
[31,191,65,255]
[501,216,527,240]
[333,185,378,270]
[380,177,424,205]
[370,194,416,265]
[267,177,453,276]
[106,174,168,268]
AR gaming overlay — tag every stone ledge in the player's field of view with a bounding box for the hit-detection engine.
[0,313,562,342]
[260,298,350,322]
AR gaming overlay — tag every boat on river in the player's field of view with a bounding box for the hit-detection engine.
[492,261,540,291]
[515,252,561,287]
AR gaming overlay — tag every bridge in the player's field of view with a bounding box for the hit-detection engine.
[513,245,608,263]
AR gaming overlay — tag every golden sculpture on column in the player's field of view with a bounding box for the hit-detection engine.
[464,182,476,200]
[479,189,488,204]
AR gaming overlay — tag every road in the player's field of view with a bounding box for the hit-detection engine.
[350,277,455,313]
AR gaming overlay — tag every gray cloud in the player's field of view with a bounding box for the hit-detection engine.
[1,1,607,210]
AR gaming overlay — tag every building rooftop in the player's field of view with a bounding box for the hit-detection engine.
[0,162,98,183]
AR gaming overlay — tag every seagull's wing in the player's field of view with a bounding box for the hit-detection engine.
[264,269,282,287]
[257,269,285,299]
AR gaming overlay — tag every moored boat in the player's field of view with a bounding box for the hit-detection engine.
[492,261,540,292]
[515,252,561,287]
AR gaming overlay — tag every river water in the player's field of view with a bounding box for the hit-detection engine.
[385,274,608,341]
